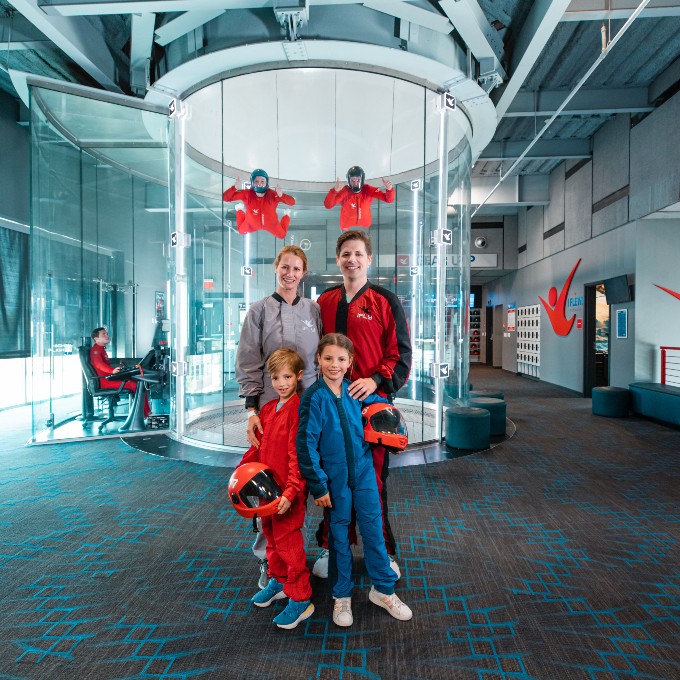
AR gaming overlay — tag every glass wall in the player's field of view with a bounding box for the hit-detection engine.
[28,71,473,450]
[30,84,170,442]
[171,70,473,449]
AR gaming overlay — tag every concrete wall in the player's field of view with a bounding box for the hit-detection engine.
[0,92,29,225]
[486,222,636,393]
[634,218,680,381]
[484,89,680,394]
[630,91,680,220]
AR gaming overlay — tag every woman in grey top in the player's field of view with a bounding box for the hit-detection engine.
[236,244,322,446]
[235,245,322,588]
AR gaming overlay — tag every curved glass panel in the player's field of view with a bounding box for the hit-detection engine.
[173,69,473,449]
[29,85,170,443]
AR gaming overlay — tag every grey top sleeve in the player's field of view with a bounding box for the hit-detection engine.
[235,298,266,402]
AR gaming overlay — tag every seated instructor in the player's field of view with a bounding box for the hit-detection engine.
[89,327,150,418]
[313,230,412,579]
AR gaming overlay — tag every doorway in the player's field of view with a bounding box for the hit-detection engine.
[485,305,493,365]
[583,283,609,397]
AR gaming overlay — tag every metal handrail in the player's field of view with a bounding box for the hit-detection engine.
[660,346,680,387]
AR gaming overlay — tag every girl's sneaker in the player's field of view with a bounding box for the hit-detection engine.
[252,578,285,607]
[333,596,353,627]
[368,587,412,621]
[273,599,314,629]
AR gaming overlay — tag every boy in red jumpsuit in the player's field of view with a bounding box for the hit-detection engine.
[222,169,295,239]
[89,327,150,418]
[238,348,313,630]
[324,165,394,230]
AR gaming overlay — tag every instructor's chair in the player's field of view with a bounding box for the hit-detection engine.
[78,347,132,432]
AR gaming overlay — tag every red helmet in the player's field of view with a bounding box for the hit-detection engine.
[361,403,408,454]
[228,462,283,518]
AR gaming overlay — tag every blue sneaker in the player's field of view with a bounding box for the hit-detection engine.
[252,578,285,608]
[273,599,314,629]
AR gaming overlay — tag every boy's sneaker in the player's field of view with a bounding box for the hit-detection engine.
[252,578,285,607]
[389,555,401,580]
[273,599,314,629]
[333,597,353,627]
[368,586,412,621]
[312,548,330,578]
[257,559,269,589]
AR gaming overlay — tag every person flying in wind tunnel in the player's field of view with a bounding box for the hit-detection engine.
[222,169,296,239]
[324,166,394,230]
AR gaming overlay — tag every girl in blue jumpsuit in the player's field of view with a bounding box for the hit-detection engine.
[297,333,412,627]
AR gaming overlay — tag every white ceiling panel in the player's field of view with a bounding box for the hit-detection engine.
[389,78,425,175]
[222,71,281,177]
[276,69,336,182]
[334,70,395,179]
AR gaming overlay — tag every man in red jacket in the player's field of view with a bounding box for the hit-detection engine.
[89,327,150,418]
[324,166,394,230]
[313,230,412,579]
[222,169,295,238]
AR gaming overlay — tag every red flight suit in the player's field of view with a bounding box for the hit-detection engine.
[239,393,311,602]
[222,185,295,238]
[323,184,395,230]
[89,345,150,417]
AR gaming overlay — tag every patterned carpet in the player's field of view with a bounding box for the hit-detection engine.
[1,367,679,679]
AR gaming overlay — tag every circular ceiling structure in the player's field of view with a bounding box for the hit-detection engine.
[183,67,473,188]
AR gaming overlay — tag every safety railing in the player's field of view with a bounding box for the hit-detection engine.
[660,346,680,387]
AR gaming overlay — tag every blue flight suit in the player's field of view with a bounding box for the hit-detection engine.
[297,379,397,598]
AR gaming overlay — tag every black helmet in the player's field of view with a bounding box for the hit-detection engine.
[250,168,269,195]
[346,166,365,193]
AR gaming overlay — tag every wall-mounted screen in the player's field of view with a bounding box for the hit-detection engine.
[603,275,630,305]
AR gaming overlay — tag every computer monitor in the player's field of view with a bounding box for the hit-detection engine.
[138,348,158,370]
[603,275,631,304]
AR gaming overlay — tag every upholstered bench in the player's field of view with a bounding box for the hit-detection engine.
[469,397,507,436]
[445,406,490,450]
[469,389,505,401]
[629,382,680,426]
[591,386,630,417]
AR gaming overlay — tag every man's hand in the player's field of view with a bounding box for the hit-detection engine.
[275,184,283,197]
[277,496,291,514]
[335,177,342,192]
[348,377,378,400]
[113,365,123,374]
[382,177,393,190]
[246,414,263,448]
[314,493,332,508]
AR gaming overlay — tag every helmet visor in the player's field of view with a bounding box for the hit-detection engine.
[369,407,408,439]
[234,470,282,509]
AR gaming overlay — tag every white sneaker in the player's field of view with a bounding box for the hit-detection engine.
[333,597,353,627]
[369,586,412,621]
[389,555,401,580]
[312,548,329,578]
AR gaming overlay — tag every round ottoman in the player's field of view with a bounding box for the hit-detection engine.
[469,397,506,436]
[445,406,490,450]
[592,386,629,417]
[469,389,505,401]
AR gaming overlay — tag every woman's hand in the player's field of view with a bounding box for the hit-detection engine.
[277,496,292,514]
[314,493,332,508]
[246,414,263,448]
[335,177,342,192]
[382,177,393,190]
[275,184,283,197]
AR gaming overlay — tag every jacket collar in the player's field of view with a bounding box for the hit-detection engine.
[272,292,300,306]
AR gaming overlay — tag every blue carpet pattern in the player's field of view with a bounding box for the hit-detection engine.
[1,368,679,679]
